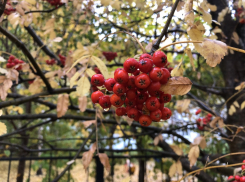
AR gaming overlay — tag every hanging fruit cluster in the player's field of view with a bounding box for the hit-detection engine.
[91,51,173,127]
[195,109,213,130]
[228,162,245,181]
[46,59,56,65]
[6,56,24,71]
[46,0,63,7]
[4,0,16,15]
[59,54,66,66]
[102,51,118,62]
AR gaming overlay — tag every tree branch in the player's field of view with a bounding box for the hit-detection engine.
[0,26,53,92]
[192,82,224,96]
[0,0,7,17]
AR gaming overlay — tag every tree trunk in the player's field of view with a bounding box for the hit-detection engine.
[138,159,146,182]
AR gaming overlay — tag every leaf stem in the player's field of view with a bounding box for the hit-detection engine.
[157,41,202,51]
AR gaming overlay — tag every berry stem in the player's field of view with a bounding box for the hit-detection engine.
[157,40,203,51]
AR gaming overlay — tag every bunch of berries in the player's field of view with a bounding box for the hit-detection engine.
[228,162,245,181]
[94,67,101,74]
[91,51,172,127]
[195,109,213,130]
[102,52,118,62]
[4,0,16,15]
[46,59,56,65]
[59,54,66,66]
[6,56,24,71]
[236,8,245,24]
[46,0,63,7]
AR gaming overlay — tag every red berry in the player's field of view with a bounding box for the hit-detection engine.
[148,89,162,97]
[168,67,173,73]
[99,95,111,109]
[159,103,164,110]
[196,118,202,123]
[160,93,171,103]
[243,159,245,163]
[152,51,168,67]
[120,94,126,101]
[207,113,212,117]
[240,176,245,182]
[135,73,151,89]
[125,98,136,108]
[137,87,148,93]
[104,78,116,91]
[116,107,126,116]
[123,58,139,73]
[136,92,149,104]
[94,67,101,74]
[110,94,124,107]
[149,67,164,82]
[150,109,162,121]
[139,58,153,73]
[161,107,172,120]
[113,83,126,96]
[139,53,152,60]
[136,103,144,110]
[126,89,137,100]
[91,74,105,86]
[198,126,204,131]
[195,109,201,115]
[132,69,140,76]
[228,176,234,180]
[235,175,240,181]
[159,68,170,84]
[242,164,245,170]
[102,51,117,61]
[127,108,139,119]
[92,86,99,92]
[114,69,129,84]
[146,97,160,111]
[6,63,12,68]
[127,76,136,89]
[14,59,19,64]
[9,55,15,60]
[139,115,152,127]
[114,68,123,76]
[148,82,161,93]
[91,91,104,104]
[10,63,15,67]
[16,65,22,71]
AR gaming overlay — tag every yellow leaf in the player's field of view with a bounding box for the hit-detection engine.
[200,38,228,67]
[170,145,183,156]
[241,101,245,110]
[0,110,2,116]
[70,72,82,88]
[175,99,191,113]
[160,77,192,95]
[67,55,90,74]
[208,3,217,11]
[218,7,229,23]
[199,7,212,24]
[171,61,183,77]
[169,162,177,177]
[76,76,90,96]
[78,96,87,112]
[86,68,96,78]
[188,145,199,167]
[232,32,239,45]
[233,101,239,108]
[52,37,63,42]
[91,56,109,79]
[184,0,194,25]
[0,122,7,136]
[57,94,69,118]
[229,105,236,116]
[25,0,36,4]
[235,82,245,91]
[187,25,204,52]
[186,48,195,71]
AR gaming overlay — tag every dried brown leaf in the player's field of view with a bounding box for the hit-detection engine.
[78,96,87,112]
[187,25,204,52]
[176,99,191,113]
[199,7,212,24]
[170,145,183,156]
[82,120,96,128]
[177,1,185,12]
[188,145,200,167]
[208,3,217,11]
[6,69,19,83]
[98,153,111,172]
[209,116,220,128]
[160,77,192,95]
[186,48,195,71]
[82,142,97,171]
[153,134,163,146]
[169,162,177,177]
[176,160,183,175]
[232,32,239,45]
[241,101,245,110]
[193,136,206,149]
[218,118,224,128]
[184,0,194,25]
[57,94,69,118]
[200,38,228,67]
[218,7,229,23]
[0,122,7,136]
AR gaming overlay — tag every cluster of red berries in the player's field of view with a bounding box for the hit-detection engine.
[91,51,173,127]
[6,56,24,71]
[59,54,66,66]
[46,59,56,65]
[236,8,245,24]
[4,0,16,15]
[46,0,64,7]
[195,109,213,130]
[102,52,118,62]
[228,162,245,181]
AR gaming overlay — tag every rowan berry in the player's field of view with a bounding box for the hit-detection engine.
[127,108,139,119]
[110,94,124,107]
[161,107,172,120]
[149,67,164,82]
[99,95,111,109]
[136,92,149,104]
[133,69,140,76]
[104,78,116,91]
[235,175,240,181]
[148,82,161,93]
[139,53,152,60]
[241,176,245,182]
[127,76,136,89]
[126,89,137,100]
[125,98,136,108]
[139,115,152,127]
[150,109,162,121]
[160,93,171,103]
[159,68,170,84]
[195,109,201,115]
[152,51,168,67]
[146,97,160,111]
[139,58,153,73]
[136,103,144,110]
[114,69,129,84]
[91,74,105,86]
[114,68,124,76]
[124,58,139,73]
[91,91,104,104]
[135,73,151,89]
[116,107,126,116]
[113,83,126,96]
